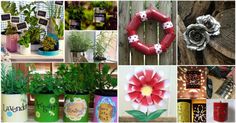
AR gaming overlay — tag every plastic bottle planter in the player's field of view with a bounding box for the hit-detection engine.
[19,44,31,55]
[1,94,28,122]
[64,94,90,122]
[214,102,228,122]
[34,94,59,122]
[6,34,19,52]
[93,90,117,122]
[177,101,191,122]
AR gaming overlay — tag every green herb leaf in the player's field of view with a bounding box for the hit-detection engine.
[147,109,167,121]
[126,110,147,122]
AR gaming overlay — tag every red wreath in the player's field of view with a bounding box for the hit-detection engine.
[127,8,176,55]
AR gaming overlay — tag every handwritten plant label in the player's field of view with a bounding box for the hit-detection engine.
[2,100,27,117]
[11,16,20,23]
[38,18,48,26]
[1,14,11,21]
[16,22,27,30]
[55,1,63,5]
[37,10,47,17]
[64,97,87,121]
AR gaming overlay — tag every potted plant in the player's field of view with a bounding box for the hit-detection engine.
[1,64,28,122]
[94,31,115,62]
[38,36,59,56]
[18,31,31,55]
[29,72,63,122]
[67,31,93,62]
[20,2,45,50]
[56,63,97,122]
[65,2,84,30]
[93,64,117,122]
[1,1,20,52]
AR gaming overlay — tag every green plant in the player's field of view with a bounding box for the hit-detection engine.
[1,1,19,35]
[91,1,114,11]
[96,64,117,91]
[95,31,115,58]
[1,64,28,94]
[56,63,97,94]
[18,31,31,48]
[1,1,19,16]
[68,32,93,52]
[5,22,18,35]
[29,72,63,95]
[41,36,57,51]
[20,2,45,44]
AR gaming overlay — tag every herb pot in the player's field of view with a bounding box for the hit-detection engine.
[93,90,117,122]
[19,44,31,55]
[70,51,88,62]
[64,94,90,122]
[6,34,19,52]
[1,94,28,122]
[38,48,60,56]
[34,94,59,122]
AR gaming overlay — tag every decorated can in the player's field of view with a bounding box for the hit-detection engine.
[63,94,90,122]
[1,94,28,122]
[214,102,228,122]
[93,90,117,122]
[177,101,191,122]
[34,94,59,122]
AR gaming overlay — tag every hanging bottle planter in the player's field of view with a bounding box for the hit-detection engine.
[64,94,90,122]
[1,94,28,122]
[214,102,228,122]
[94,7,106,30]
[34,94,59,122]
[93,90,117,122]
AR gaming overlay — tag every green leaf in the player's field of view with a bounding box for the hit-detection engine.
[126,110,147,122]
[147,109,167,121]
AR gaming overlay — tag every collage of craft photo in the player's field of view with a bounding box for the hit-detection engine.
[0,0,235,123]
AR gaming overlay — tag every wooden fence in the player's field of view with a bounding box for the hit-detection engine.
[119,1,176,65]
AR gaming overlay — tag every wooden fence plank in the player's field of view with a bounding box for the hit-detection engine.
[159,1,176,65]
[130,1,145,65]
[119,1,131,65]
[145,1,159,65]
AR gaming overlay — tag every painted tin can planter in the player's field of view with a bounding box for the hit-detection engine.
[93,90,117,122]
[177,101,191,122]
[214,102,228,122]
[34,94,59,122]
[6,34,19,52]
[1,94,28,122]
[64,94,90,122]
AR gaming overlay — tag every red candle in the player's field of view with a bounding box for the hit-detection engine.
[214,102,228,122]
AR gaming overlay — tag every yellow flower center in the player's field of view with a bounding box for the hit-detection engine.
[141,85,153,96]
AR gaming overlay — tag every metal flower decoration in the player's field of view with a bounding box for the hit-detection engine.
[196,15,221,36]
[125,68,169,122]
[184,24,210,51]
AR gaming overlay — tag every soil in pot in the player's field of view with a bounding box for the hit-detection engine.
[64,93,90,122]
[93,90,117,122]
[94,56,106,62]
[1,94,28,122]
[34,94,59,122]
